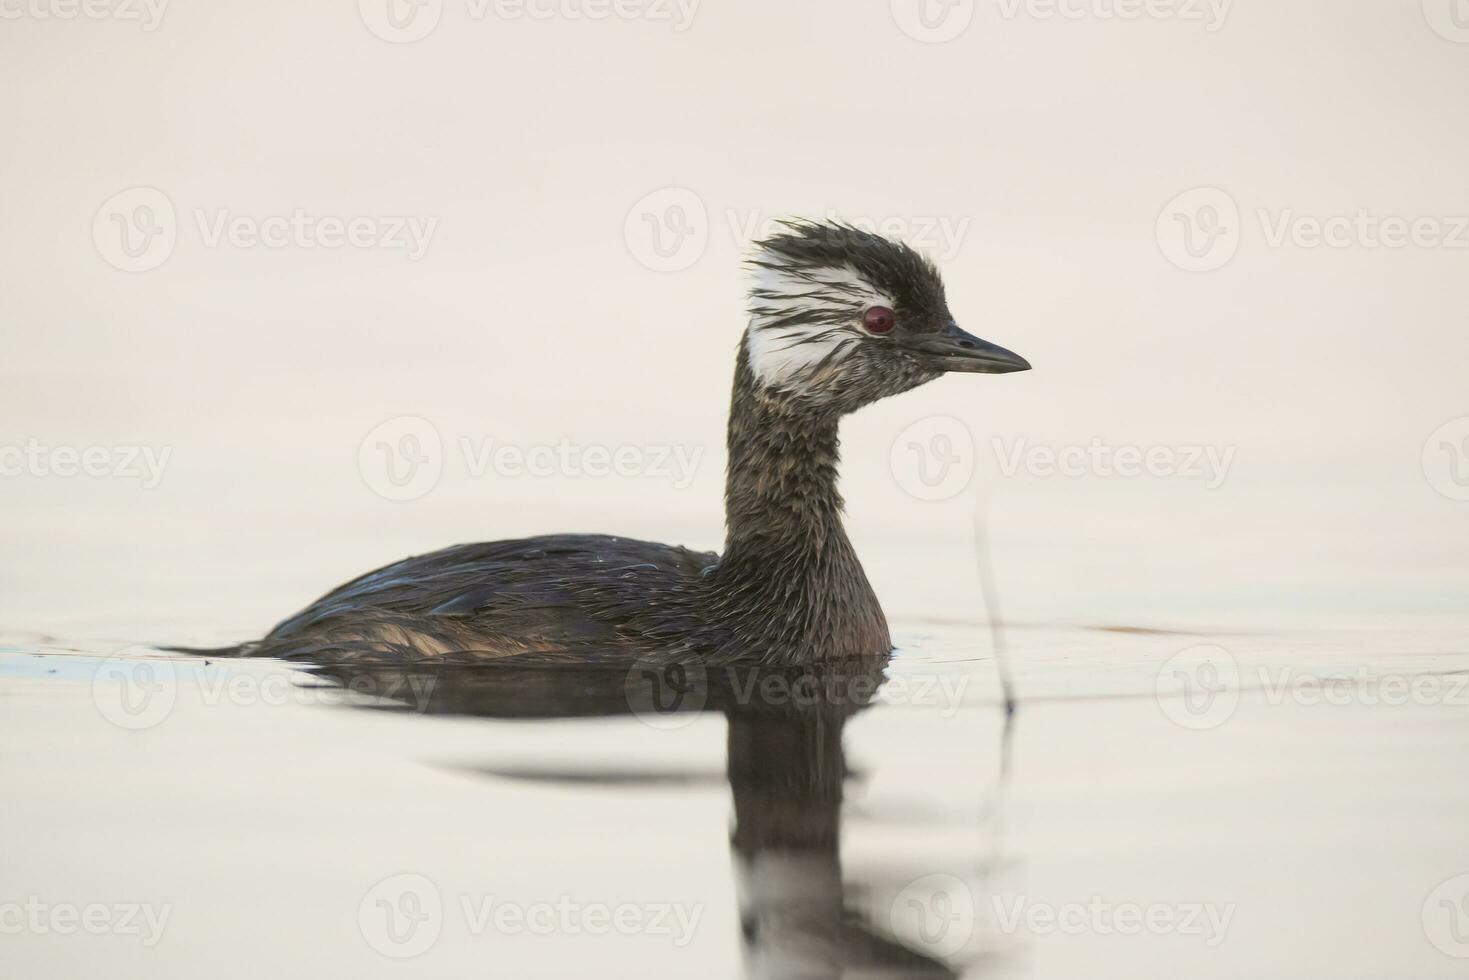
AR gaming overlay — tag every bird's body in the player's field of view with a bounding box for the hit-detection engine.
[249,534,713,664]
[227,222,1029,666]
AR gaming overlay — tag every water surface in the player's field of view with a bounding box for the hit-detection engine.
[4,620,1467,978]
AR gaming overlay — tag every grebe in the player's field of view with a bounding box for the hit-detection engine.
[235,221,1029,665]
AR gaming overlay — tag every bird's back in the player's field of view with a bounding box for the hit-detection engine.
[246,534,717,663]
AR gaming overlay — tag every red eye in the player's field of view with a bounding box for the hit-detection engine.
[863,306,895,334]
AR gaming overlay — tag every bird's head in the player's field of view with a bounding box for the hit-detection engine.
[742,220,1030,413]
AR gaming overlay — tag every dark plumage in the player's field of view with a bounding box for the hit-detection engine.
[221,220,1030,666]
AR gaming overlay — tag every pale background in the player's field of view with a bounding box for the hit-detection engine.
[2,0,1467,643]
[4,7,1469,979]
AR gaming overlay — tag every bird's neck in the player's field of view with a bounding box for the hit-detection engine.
[707,345,889,662]
[722,358,846,558]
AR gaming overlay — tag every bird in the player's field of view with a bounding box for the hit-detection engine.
[215,220,1030,666]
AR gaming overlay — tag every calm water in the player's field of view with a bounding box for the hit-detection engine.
[3,617,1468,978]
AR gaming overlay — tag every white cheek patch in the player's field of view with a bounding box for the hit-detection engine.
[745,321,853,390]
[745,263,893,390]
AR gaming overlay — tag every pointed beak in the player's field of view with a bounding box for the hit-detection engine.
[908,322,1032,375]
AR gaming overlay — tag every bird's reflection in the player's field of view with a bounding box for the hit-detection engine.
[306,656,1010,978]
